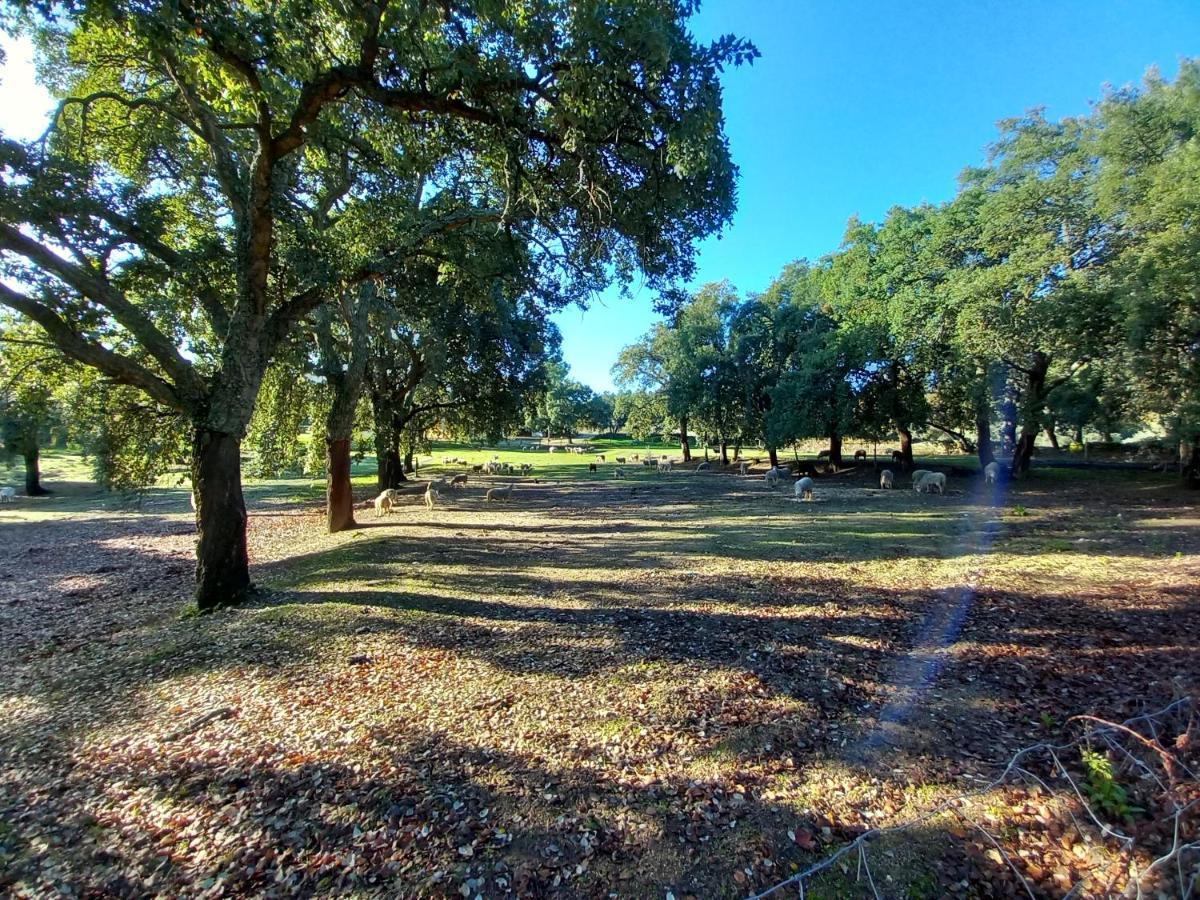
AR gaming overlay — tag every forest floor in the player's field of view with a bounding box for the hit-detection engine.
[1,452,1198,898]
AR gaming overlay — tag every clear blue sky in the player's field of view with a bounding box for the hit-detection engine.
[3,3,1198,391]
[553,0,1200,391]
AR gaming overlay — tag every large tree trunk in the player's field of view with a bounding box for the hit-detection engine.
[376,442,405,491]
[897,427,914,471]
[1012,353,1049,478]
[324,367,363,534]
[976,412,994,467]
[403,448,415,474]
[719,440,729,466]
[1073,425,1084,445]
[23,448,48,496]
[1183,433,1200,489]
[768,447,779,469]
[192,428,251,611]
[326,438,355,533]
[828,431,843,467]
[679,415,691,462]
[1044,426,1060,450]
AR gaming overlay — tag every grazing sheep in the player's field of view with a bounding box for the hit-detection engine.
[0,486,16,502]
[548,446,558,454]
[642,458,655,467]
[373,489,398,517]
[424,485,438,510]
[695,461,711,472]
[596,454,606,462]
[520,463,534,474]
[589,463,597,472]
[472,464,483,473]
[880,470,894,489]
[891,450,904,464]
[916,471,946,495]
[817,449,830,460]
[631,454,640,461]
[613,466,624,478]
[854,449,868,461]
[429,477,450,492]
[984,461,1000,485]
[794,476,815,500]
[657,459,674,473]
[451,473,468,488]
[765,468,780,488]
[486,483,515,502]
[738,461,749,476]
[910,470,931,491]
[615,456,626,464]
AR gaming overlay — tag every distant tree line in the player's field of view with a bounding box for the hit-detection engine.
[613,63,1200,479]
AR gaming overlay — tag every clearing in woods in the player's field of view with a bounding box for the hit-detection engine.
[1,454,1198,897]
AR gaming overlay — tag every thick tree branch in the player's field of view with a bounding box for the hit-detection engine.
[0,284,183,409]
[0,223,205,401]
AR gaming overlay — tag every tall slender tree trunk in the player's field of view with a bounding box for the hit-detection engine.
[719,440,729,466]
[679,415,691,461]
[976,413,994,467]
[1044,426,1060,450]
[23,448,48,496]
[1012,353,1049,477]
[768,447,779,469]
[404,448,415,474]
[897,427,914,471]
[1000,383,1018,454]
[192,428,251,611]
[1073,425,1084,445]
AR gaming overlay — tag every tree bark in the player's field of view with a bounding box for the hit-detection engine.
[23,448,48,496]
[403,448,415,474]
[768,447,778,469]
[1183,433,1200,489]
[719,440,729,466]
[192,428,251,611]
[1044,426,1060,450]
[828,431,843,467]
[897,428,914,471]
[326,438,356,533]
[976,412,994,467]
[1011,353,1049,477]
[679,415,691,461]
[376,443,405,491]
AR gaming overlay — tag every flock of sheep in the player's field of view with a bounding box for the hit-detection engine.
[365,447,999,518]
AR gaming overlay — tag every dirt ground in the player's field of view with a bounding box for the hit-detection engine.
[1,464,1198,898]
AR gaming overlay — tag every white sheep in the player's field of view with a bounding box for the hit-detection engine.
[765,468,780,488]
[695,461,711,473]
[794,476,815,500]
[373,488,401,516]
[613,466,624,478]
[596,454,606,462]
[738,461,749,476]
[910,470,931,491]
[916,471,946,495]
[424,484,438,510]
[486,483,515,502]
[631,454,640,461]
[984,461,1000,485]
[548,446,558,454]
[429,477,450,493]
[880,470,894,489]
[657,459,673,473]
[0,486,16,502]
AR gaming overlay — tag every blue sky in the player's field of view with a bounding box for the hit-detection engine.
[553,0,1200,390]
[3,4,1198,391]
